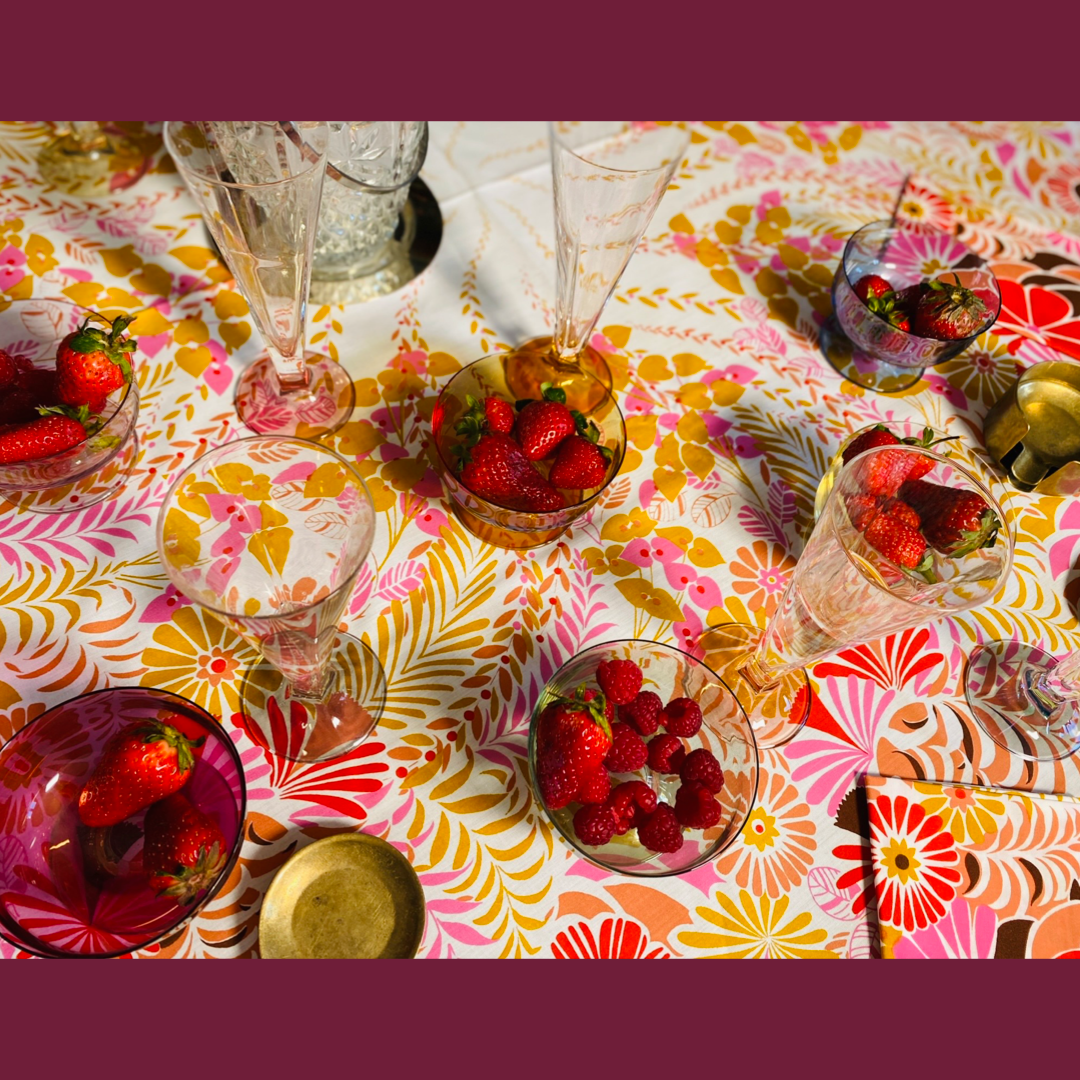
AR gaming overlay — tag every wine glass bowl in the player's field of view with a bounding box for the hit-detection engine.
[826,220,1001,392]
[430,354,626,550]
[528,640,758,877]
[156,436,387,763]
[0,687,245,958]
[0,299,139,513]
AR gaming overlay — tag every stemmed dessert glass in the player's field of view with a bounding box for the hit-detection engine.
[701,444,1014,748]
[164,121,355,439]
[504,122,690,407]
[965,642,1080,760]
[156,436,386,763]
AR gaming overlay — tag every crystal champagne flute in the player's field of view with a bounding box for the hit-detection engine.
[156,436,386,763]
[164,121,355,439]
[702,444,1014,748]
[504,122,690,407]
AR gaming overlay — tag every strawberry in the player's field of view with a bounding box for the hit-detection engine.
[0,349,15,390]
[547,686,613,774]
[458,432,567,512]
[143,793,227,902]
[55,312,135,413]
[576,766,612,805]
[844,493,882,532]
[0,413,87,464]
[456,393,515,439]
[884,498,920,530]
[77,718,205,827]
[514,384,576,460]
[898,478,1001,557]
[911,276,991,341]
[842,425,950,497]
[596,658,643,706]
[853,274,892,301]
[864,510,936,581]
[548,435,613,490]
[0,368,59,425]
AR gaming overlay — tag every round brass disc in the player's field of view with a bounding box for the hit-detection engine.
[259,834,425,959]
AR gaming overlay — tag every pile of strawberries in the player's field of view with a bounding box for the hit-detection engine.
[452,383,613,513]
[841,425,1001,580]
[0,311,135,465]
[78,717,226,903]
[535,657,725,856]
[854,273,994,341]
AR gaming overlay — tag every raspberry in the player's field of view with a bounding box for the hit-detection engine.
[606,781,659,834]
[577,766,611,805]
[582,687,615,722]
[596,659,643,706]
[638,803,684,854]
[674,780,722,829]
[680,748,724,794]
[574,804,617,847]
[647,734,685,774]
[619,690,663,736]
[660,697,702,737]
[536,750,580,810]
[603,723,648,773]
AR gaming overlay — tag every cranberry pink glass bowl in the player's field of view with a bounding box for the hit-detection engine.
[0,687,245,958]
[430,354,625,549]
[0,299,139,508]
[528,639,758,877]
[832,220,1001,369]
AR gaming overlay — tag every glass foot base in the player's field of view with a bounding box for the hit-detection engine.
[819,316,924,393]
[502,336,613,408]
[965,641,1080,761]
[38,130,152,197]
[699,622,810,749]
[0,431,138,514]
[235,353,355,440]
[239,633,387,763]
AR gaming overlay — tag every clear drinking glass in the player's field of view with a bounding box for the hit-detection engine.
[702,444,1014,748]
[311,121,428,300]
[156,436,387,763]
[965,642,1080,760]
[163,121,355,439]
[504,122,690,406]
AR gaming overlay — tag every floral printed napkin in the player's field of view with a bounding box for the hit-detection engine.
[865,775,1080,958]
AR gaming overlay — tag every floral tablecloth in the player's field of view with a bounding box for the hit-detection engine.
[2,120,1080,959]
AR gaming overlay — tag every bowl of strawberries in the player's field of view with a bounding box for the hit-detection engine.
[0,300,139,513]
[827,221,1001,392]
[431,354,625,550]
[0,687,245,957]
[529,640,758,876]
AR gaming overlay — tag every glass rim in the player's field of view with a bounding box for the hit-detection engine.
[155,435,376,625]
[163,120,329,191]
[0,685,248,959]
[433,354,627,514]
[839,219,1002,342]
[830,441,1015,605]
[549,121,691,176]
[0,297,137,463]
[526,636,759,879]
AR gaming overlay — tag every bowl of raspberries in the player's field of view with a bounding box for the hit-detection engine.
[0,299,139,512]
[831,220,1000,374]
[430,354,624,549]
[529,640,759,875]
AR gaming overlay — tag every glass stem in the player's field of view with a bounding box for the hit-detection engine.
[739,622,798,692]
[1026,652,1080,718]
[267,345,311,393]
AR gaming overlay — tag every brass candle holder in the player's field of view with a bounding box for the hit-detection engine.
[984,358,1080,494]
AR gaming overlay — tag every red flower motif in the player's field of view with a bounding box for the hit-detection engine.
[993,280,1080,361]
[552,917,670,959]
[813,627,944,690]
[870,794,961,933]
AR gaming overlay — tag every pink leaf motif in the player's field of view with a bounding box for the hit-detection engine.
[807,866,861,922]
[737,504,786,545]
[767,480,795,528]
[376,559,426,603]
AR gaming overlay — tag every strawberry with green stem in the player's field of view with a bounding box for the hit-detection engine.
[56,311,136,414]
[911,275,992,341]
[842,425,956,497]
[143,793,227,903]
[864,511,937,582]
[898,478,1001,556]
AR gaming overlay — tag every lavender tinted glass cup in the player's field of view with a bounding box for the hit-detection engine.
[825,221,1001,392]
[0,687,245,958]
